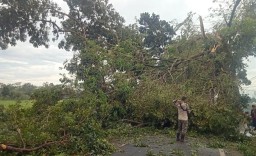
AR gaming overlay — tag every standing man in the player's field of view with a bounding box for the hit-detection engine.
[173,96,190,142]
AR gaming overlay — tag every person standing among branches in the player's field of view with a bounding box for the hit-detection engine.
[173,96,190,142]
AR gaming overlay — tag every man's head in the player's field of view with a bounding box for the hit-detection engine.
[252,105,255,108]
[181,96,187,102]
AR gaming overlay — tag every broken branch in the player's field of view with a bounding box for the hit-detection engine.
[0,139,68,153]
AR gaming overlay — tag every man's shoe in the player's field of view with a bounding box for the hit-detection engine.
[176,133,180,141]
[180,134,185,142]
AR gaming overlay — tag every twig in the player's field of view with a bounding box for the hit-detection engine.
[174,12,194,32]
[16,128,26,148]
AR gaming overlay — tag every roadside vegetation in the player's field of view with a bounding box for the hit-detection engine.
[0,83,255,155]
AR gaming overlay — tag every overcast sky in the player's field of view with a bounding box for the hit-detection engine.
[0,0,255,94]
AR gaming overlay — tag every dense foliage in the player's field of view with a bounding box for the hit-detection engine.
[1,0,256,155]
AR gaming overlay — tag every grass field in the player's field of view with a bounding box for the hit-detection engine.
[0,100,34,108]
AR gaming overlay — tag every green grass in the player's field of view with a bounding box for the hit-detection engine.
[0,100,34,108]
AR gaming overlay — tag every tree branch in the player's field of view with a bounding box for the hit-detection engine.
[145,50,210,69]
[120,119,149,127]
[199,16,206,39]
[227,0,241,27]
[0,139,68,153]
[174,12,194,32]
[50,9,88,36]
[168,58,179,80]
[34,19,68,33]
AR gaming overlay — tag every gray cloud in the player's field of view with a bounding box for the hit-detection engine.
[110,0,189,24]
[110,0,214,25]
[0,41,73,86]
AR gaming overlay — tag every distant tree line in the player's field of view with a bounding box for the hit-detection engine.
[0,82,37,100]
[0,82,76,100]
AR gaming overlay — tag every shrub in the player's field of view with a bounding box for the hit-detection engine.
[0,97,114,155]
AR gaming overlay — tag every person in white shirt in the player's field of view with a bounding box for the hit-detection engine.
[173,96,190,142]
